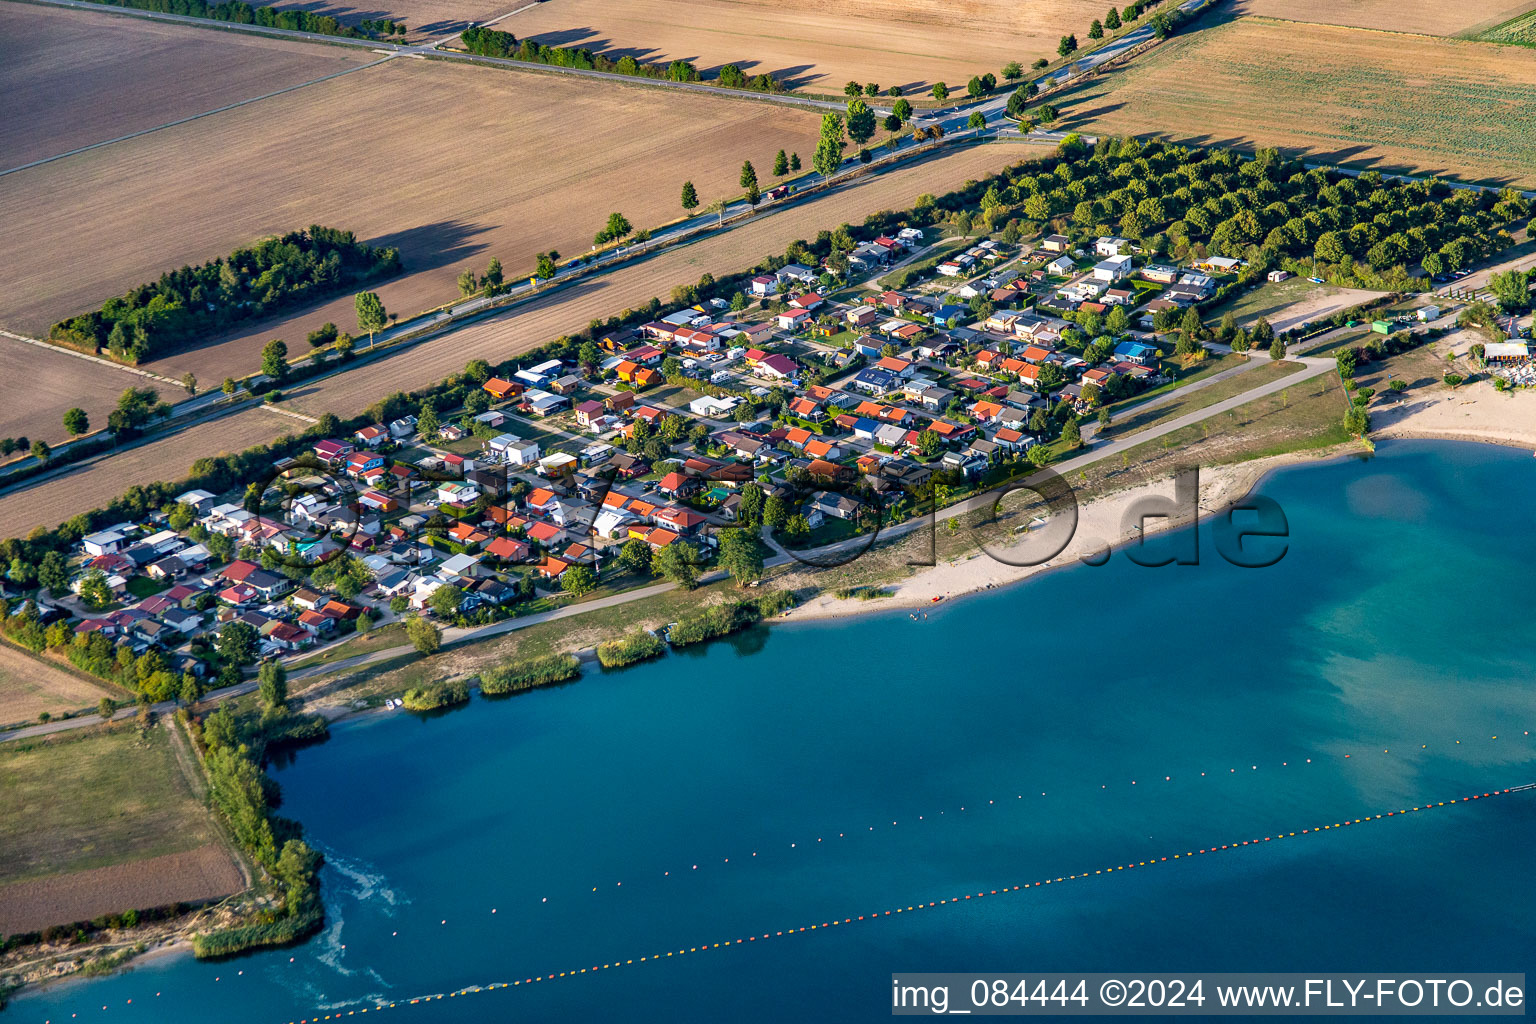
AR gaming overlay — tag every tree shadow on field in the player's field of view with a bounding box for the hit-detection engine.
[527,26,604,48]
[767,64,817,90]
[370,219,490,277]
[278,0,473,33]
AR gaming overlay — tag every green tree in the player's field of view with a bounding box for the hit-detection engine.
[1061,418,1082,448]
[182,372,197,395]
[1269,336,1288,362]
[864,82,879,96]
[257,660,287,714]
[618,538,653,575]
[261,338,289,380]
[932,81,949,101]
[481,256,505,296]
[405,615,441,655]
[763,494,789,529]
[790,152,802,171]
[29,438,50,464]
[654,541,700,589]
[844,80,862,97]
[1058,33,1078,56]
[846,98,877,145]
[428,584,463,619]
[457,268,479,297]
[718,530,764,585]
[893,98,913,121]
[772,150,789,176]
[242,480,264,514]
[99,697,116,722]
[1088,18,1103,38]
[37,550,68,596]
[355,291,387,346]
[1003,60,1023,80]
[681,180,699,211]
[222,377,237,395]
[740,160,759,191]
[1490,268,1531,312]
[79,568,112,610]
[813,113,846,177]
[1105,6,1121,28]
[967,111,986,130]
[217,620,258,667]
[561,564,597,596]
[597,211,632,245]
[535,252,558,280]
[63,407,89,436]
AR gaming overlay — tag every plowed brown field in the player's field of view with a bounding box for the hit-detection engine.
[0,58,825,386]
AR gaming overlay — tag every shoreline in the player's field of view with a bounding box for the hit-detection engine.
[9,425,1534,1003]
[778,446,1352,625]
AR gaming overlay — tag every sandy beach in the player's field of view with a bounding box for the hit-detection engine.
[1372,376,1536,450]
[782,449,1341,623]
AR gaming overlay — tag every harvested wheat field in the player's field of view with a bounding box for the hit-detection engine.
[508,0,1104,94]
[0,57,824,382]
[285,142,1041,417]
[1058,15,1536,186]
[1229,0,1536,37]
[0,845,244,935]
[0,406,292,539]
[0,336,160,451]
[0,641,117,730]
[0,2,372,171]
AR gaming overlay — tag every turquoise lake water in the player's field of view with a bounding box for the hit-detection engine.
[11,439,1536,1023]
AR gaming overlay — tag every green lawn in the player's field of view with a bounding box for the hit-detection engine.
[124,576,168,600]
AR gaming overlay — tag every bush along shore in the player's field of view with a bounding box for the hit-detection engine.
[597,631,666,669]
[401,679,470,712]
[478,653,581,696]
[665,590,797,647]
[183,701,327,958]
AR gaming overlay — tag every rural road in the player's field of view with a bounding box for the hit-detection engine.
[0,341,1344,746]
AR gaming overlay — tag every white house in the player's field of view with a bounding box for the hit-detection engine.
[1095,236,1130,258]
[1092,255,1134,283]
[689,394,741,418]
[81,529,127,557]
[1045,254,1076,275]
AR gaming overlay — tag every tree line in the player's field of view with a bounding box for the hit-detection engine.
[51,226,402,364]
[460,27,715,86]
[84,0,405,40]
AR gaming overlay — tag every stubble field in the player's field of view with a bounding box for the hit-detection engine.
[0,641,117,729]
[0,337,162,450]
[0,2,372,170]
[1228,0,1536,37]
[506,0,1106,94]
[0,58,825,386]
[0,406,291,538]
[1058,16,1536,186]
[282,142,1040,418]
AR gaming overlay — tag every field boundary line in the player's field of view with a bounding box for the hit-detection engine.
[1238,12,1513,45]
[0,329,183,386]
[0,50,394,178]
